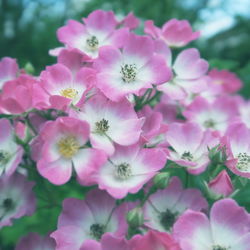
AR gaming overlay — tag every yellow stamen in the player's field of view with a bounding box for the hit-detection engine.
[57,136,80,158]
[60,88,78,99]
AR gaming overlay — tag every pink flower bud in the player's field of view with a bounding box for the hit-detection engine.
[208,170,233,197]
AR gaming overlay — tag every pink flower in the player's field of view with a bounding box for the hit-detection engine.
[143,177,208,232]
[183,96,239,133]
[223,123,250,178]
[0,173,35,228]
[94,143,166,199]
[36,117,107,185]
[51,189,128,250]
[0,119,23,177]
[93,33,171,101]
[0,57,18,89]
[208,68,242,94]
[158,48,209,101]
[132,230,180,250]
[73,94,144,155]
[40,63,95,110]
[173,198,250,249]
[165,122,219,174]
[208,170,234,197]
[0,74,48,114]
[145,19,200,47]
[16,233,55,250]
[57,10,128,59]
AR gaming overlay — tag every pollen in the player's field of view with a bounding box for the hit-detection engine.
[181,151,194,161]
[86,36,99,51]
[95,119,109,134]
[60,88,78,99]
[0,150,11,165]
[120,64,137,83]
[203,119,216,128]
[236,152,250,172]
[90,223,105,240]
[57,136,80,158]
[115,162,132,180]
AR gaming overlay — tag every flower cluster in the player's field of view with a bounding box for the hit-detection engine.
[1,10,250,250]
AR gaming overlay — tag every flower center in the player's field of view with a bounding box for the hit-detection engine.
[86,36,99,51]
[0,150,11,166]
[160,209,178,231]
[115,163,132,180]
[2,198,14,211]
[60,88,78,99]
[90,223,105,240]
[181,151,194,161]
[204,119,216,128]
[120,64,137,83]
[212,245,229,250]
[57,136,80,158]
[95,119,109,134]
[236,152,250,172]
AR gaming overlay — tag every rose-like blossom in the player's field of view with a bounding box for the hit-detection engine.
[0,57,18,89]
[173,198,250,250]
[51,189,128,250]
[0,74,48,114]
[208,68,242,94]
[223,123,250,178]
[183,96,239,134]
[208,170,234,198]
[94,143,166,199]
[145,19,200,47]
[165,122,219,174]
[0,173,35,228]
[57,10,128,59]
[40,63,95,110]
[143,177,208,232]
[73,94,144,155]
[0,119,23,177]
[16,233,55,250]
[36,116,107,185]
[158,48,209,102]
[93,33,171,101]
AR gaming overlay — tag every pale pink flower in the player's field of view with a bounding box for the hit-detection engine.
[16,233,55,250]
[40,63,95,110]
[0,57,18,89]
[173,198,250,250]
[158,48,209,101]
[143,177,208,232]
[165,122,219,174]
[183,96,239,134]
[208,68,242,94]
[57,10,128,59]
[0,119,23,177]
[223,123,250,178]
[73,94,144,155]
[51,189,128,250]
[93,33,171,101]
[94,143,166,199]
[0,173,35,228]
[145,19,200,47]
[36,117,106,185]
[208,170,234,197]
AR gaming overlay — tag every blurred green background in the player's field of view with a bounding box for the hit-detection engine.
[0,0,250,97]
[0,0,250,248]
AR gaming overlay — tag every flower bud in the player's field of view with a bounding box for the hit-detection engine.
[208,170,234,198]
[209,145,227,165]
[126,207,144,228]
[153,172,170,189]
[24,62,35,75]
